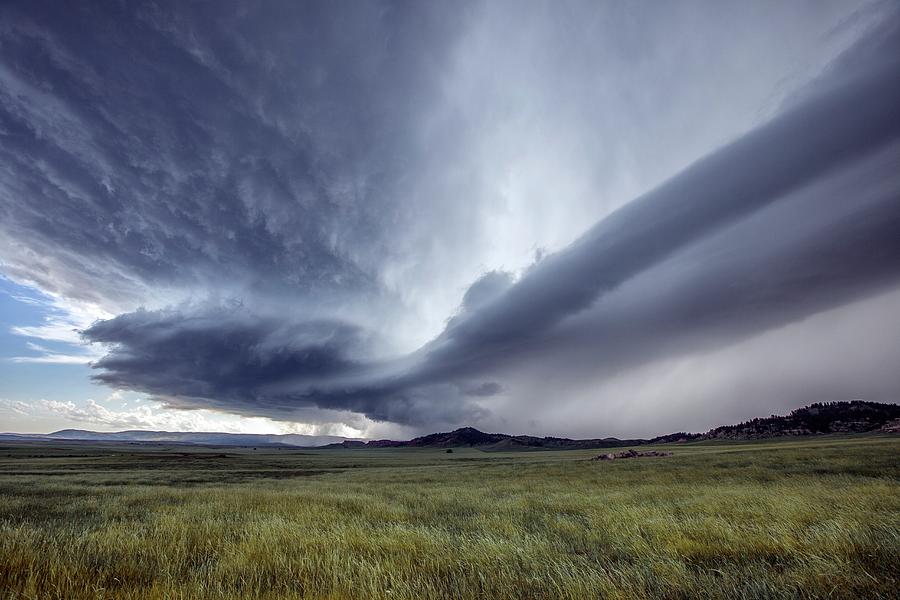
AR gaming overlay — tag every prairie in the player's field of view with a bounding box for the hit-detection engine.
[0,436,898,599]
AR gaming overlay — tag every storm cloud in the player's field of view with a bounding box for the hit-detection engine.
[3,1,900,436]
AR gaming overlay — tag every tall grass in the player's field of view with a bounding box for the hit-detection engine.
[1,436,898,599]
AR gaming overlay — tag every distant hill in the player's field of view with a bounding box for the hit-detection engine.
[696,401,900,440]
[24,429,353,447]
[325,401,900,450]
[324,431,661,451]
[3,401,897,450]
[340,427,644,450]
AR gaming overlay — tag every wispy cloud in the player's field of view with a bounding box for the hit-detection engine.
[0,399,30,416]
[9,354,92,365]
[7,395,368,437]
[2,279,107,364]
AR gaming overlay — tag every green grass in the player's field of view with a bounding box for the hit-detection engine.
[1,436,898,599]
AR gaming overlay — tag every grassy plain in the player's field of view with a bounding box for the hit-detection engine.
[0,435,898,599]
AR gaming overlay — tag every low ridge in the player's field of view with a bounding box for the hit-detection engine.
[324,400,900,450]
[4,401,896,450]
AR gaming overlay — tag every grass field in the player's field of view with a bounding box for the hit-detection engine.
[0,436,898,599]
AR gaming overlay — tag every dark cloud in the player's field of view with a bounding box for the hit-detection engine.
[81,303,487,426]
[512,141,900,379]
[414,38,900,384]
[85,305,365,396]
[0,0,465,310]
[81,23,900,426]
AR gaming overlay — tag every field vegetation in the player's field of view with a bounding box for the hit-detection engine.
[1,435,898,599]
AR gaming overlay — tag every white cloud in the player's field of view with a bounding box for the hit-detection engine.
[3,278,107,364]
[36,398,238,431]
[0,399,30,416]
[7,292,109,345]
[10,395,370,436]
[8,354,92,365]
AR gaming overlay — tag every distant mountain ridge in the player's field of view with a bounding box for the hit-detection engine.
[4,429,353,447]
[695,401,900,440]
[326,401,900,450]
[332,426,646,450]
[2,401,897,449]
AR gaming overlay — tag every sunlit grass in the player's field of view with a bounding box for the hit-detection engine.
[0,436,898,598]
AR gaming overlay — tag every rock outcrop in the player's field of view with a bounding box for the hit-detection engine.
[591,450,672,461]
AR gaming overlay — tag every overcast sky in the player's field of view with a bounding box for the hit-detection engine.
[1,0,899,439]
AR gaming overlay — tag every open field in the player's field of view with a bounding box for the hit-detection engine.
[1,436,898,599]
